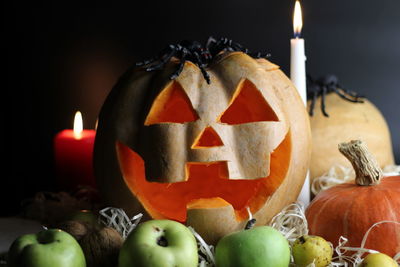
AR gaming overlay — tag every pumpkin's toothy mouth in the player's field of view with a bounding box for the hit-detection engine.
[116,131,291,222]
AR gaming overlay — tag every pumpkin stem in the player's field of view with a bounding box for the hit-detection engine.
[338,140,383,186]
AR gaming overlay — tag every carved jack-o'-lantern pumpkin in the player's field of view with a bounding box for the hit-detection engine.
[94,51,311,244]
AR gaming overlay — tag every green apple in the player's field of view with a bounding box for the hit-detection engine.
[8,229,86,267]
[359,253,398,267]
[118,219,198,267]
[215,226,290,267]
[292,235,333,267]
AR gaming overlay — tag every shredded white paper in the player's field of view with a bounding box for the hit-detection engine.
[383,164,400,176]
[312,164,400,196]
[268,202,399,266]
[269,202,309,244]
[330,220,400,266]
[189,226,215,267]
[99,207,143,239]
[311,165,355,195]
[98,197,400,267]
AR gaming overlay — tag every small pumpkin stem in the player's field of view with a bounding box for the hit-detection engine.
[338,140,383,186]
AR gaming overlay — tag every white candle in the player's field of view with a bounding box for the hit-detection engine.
[291,0,310,206]
[290,38,307,105]
[291,1,307,104]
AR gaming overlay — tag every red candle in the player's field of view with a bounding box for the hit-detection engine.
[54,111,96,191]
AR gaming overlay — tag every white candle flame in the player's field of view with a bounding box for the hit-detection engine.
[293,1,303,38]
[73,111,83,139]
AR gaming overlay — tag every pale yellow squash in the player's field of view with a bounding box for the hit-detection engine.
[308,93,394,181]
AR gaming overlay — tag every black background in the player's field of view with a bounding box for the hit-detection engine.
[4,1,400,215]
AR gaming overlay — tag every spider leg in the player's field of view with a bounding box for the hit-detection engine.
[308,90,317,116]
[249,51,271,59]
[334,87,364,103]
[135,56,157,67]
[219,38,235,52]
[201,49,212,62]
[321,85,329,117]
[136,45,174,67]
[198,65,210,84]
[211,38,228,52]
[219,38,270,58]
[206,36,217,49]
[221,37,229,45]
[262,52,272,58]
[344,90,360,98]
[193,51,211,84]
[337,84,365,101]
[229,40,246,51]
[218,38,247,53]
[146,46,178,71]
[169,48,188,80]
[208,37,234,57]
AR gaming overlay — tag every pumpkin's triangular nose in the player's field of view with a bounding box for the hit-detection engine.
[192,126,224,148]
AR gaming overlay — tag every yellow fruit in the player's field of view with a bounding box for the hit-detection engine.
[359,253,398,267]
[292,235,333,267]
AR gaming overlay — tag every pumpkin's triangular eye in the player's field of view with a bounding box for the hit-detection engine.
[192,126,224,148]
[145,81,199,125]
[218,79,279,124]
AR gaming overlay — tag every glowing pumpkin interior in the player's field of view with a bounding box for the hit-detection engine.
[117,79,292,222]
[192,126,224,148]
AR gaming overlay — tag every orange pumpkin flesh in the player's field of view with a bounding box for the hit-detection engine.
[144,81,199,125]
[218,78,279,124]
[116,129,291,223]
[192,126,224,148]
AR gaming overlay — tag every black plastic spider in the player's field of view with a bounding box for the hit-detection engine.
[307,74,364,117]
[135,37,271,84]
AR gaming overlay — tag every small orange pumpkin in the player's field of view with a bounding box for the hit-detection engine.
[306,140,400,257]
[94,51,311,244]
